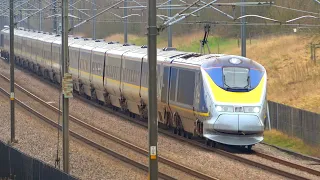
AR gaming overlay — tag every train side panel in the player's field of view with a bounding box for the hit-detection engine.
[51,42,61,83]
[90,51,105,102]
[121,55,143,114]
[69,46,80,92]
[79,49,92,96]
[104,53,122,108]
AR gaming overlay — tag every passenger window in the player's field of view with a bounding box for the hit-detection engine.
[170,68,178,101]
[161,67,169,103]
[177,69,195,106]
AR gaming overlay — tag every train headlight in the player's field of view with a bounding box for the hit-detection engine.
[244,106,260,113]
[215,105,234,112]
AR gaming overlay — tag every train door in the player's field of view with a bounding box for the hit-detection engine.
[0,33,3,49]
[168,67,178,105]
[160,65,170,104]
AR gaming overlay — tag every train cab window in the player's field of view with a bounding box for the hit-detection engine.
[223,67,249,90]
[177,69,195,106]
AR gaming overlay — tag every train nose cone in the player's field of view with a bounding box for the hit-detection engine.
[213,114,239,133]
[239,114,264,133]
[213,114,264,134]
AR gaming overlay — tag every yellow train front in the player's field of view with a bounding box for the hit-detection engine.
[201,55,267,147]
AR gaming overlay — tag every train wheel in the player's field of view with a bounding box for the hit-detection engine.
[211,141,216,147]
[205,139,211,146]
[183,131,187,138]
[173,128,177,134]
[187,133,192,139]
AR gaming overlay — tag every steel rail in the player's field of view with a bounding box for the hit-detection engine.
[260,142,320,164]
[0,59,317,180]
[254,151,320,177]
[0,86,175,180]
[0,72,218,180]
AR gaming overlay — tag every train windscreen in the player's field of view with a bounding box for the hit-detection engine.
[223,67,249,90]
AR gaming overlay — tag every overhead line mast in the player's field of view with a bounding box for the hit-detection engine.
[9,0,16,144]
[147,0,158,179]
[61,0,70,173]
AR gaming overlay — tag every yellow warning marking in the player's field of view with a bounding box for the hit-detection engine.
[150,155,157,160]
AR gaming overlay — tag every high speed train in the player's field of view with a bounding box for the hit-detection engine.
[0,28,267,148]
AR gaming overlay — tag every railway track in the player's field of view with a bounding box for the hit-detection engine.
[253,151,320,177]
[0,73,218,180]
[260,142,320,164]
[1,61,320,180]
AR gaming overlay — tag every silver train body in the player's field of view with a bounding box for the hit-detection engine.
[0,28,267,146]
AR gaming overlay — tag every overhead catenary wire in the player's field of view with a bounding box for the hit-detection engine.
[59,19,320,27]
[68,0,124,32]
[4,0,320,34]
[271,4,320,15]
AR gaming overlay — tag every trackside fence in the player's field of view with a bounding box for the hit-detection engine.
[0,140,77,180]
[268,101,320,146]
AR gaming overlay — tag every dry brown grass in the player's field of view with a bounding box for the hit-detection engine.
[227,34,320,113]
[106,33,140,43]
[224,34,320,113]
[73,32,87,37]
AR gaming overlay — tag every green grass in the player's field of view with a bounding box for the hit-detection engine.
[263,130,320,158]
[128,36,167,46]
[126,35,244,53]
[176,36,239,53]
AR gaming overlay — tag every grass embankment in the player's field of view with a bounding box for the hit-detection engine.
[264,130,320,158]
[106,32,244,53]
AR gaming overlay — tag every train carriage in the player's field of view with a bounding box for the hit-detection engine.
[120,46,163,116]
[74,40,99,97]
[1,28,9,59]
[69,38,94,93]
[90,41,123,104]
[105,45,141,110]
[12,29,26,63]
[33,32,55,75]
[159,54,212,136]
[40,34,59,77]
[23,30,42,70]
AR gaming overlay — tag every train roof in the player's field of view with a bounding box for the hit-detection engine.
[3,28,265,71]
[34,32,56,41]
[92,42,123,53]
[107,45,142,56]
[69,38,93,48]
[81,40,106,51]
